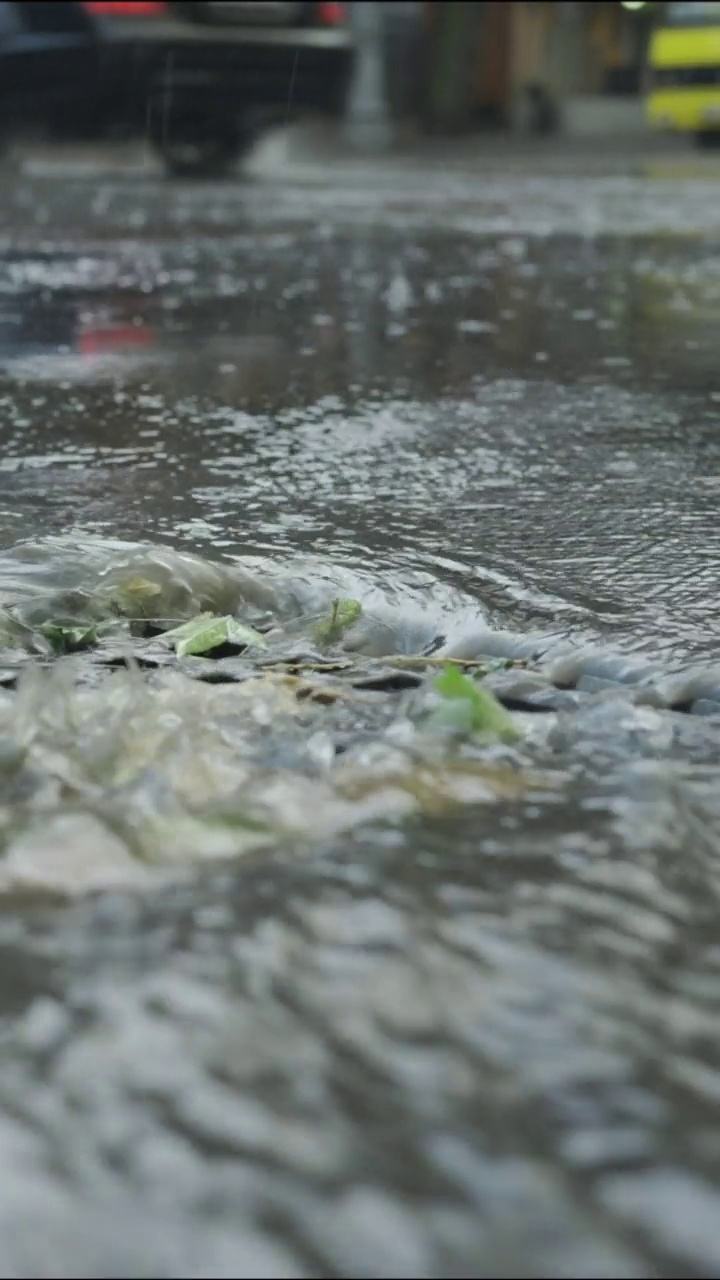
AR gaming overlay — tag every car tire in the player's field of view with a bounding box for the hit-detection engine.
[695,130,720,150]
[151,116,255,179]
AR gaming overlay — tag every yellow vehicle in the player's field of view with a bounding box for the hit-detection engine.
[646,2,720,147]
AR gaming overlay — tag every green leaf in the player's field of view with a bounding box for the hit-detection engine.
[99,575,164,618]
[37,621,99,654]
[427,664,520,741]
[313,598,363,646]
[160,614,267,658]
[225,618,268,650]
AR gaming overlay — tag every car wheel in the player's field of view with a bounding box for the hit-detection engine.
[695,130,720,150]
[152,118,255,179]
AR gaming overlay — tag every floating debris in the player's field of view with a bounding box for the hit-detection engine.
[0,534,712,898]
[158,614,268,659]
[425,665,522,741]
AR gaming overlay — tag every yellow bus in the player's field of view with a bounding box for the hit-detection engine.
[646,2,720,146]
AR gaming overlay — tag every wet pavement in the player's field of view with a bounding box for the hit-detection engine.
[0,139,719,1276]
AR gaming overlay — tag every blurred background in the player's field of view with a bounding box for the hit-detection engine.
[1,2,717,177]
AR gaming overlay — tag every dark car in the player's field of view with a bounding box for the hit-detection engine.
[0,1,353,176]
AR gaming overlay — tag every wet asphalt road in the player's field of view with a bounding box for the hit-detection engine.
[0,139,720,1277]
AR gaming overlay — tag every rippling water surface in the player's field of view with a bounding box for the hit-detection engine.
[0,159,718,1276]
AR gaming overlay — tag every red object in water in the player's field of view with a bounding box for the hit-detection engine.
[82,2,168,17]
[316,2,346,24]
[77,325,155,355]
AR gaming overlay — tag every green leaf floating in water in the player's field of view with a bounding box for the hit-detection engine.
[160,614,267,658]
[99,576,164,619]
[37,621,99,655]
[313,598,363,646]
[427,664,520,741]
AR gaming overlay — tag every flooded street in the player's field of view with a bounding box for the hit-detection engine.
[0,145,720,1276]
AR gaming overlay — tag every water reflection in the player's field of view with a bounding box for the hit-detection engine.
[0,224,717,397]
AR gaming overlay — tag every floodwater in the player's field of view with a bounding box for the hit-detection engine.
[0,149,719,1276]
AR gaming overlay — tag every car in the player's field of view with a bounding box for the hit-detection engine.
[645,1,720,149]
[0,1,354,176]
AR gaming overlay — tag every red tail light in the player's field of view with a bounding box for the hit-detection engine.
[78,325,155,355]
[83,2,168,16]
[317,2,346,24]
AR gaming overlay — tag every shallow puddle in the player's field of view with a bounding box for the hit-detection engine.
[0,161,718,1276]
